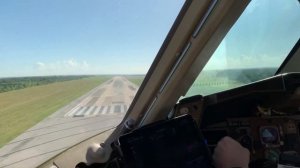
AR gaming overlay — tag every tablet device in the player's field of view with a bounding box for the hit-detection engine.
[118,115,212,168]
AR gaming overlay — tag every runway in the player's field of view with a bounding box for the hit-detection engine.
[0,76,138,168]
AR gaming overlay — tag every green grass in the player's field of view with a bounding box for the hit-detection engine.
[186,82,244,96]
[125,75,145,86]
[0,76,110,147]
[0,75,92,93]
[184,68,276,96]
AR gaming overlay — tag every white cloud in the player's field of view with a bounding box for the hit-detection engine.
[35,58,91,75]
[66,59,78,67]
[34,57,150,76]
[204,53,282,70]
[36,62,46,69]
[203,40,283,70]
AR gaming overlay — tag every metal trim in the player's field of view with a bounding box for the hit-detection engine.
[159,42,192,93]
[192,0,218,38]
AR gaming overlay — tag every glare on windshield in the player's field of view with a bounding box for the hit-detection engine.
[186,0,300,96]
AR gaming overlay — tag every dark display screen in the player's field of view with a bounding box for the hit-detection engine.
[260,126,280,145]
[119,115,211,168]
[202,130,228,145]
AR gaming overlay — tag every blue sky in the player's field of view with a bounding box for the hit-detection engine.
[0,0,299,77]
[0,0,184,77]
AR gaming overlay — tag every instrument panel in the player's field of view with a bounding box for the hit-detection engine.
[202,117,300,164]
[175,73,300,167]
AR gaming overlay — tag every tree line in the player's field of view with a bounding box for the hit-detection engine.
[0,75,91,93]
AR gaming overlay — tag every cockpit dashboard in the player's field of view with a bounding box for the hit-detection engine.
[175,73,300,167]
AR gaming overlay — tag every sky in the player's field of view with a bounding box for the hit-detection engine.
[0,0,184,77]
[204,0,300,70]
[0,0,299,77]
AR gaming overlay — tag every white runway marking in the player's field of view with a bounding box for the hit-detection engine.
[108,106,113,114]
[84,106,95,116]
[91,106,101,116]
[88,106,98,116]
[124,105,127,113]
[101,106,108,115]
[65,107,79,117]
[66,104,129,116]
[74,107,87,116]
[64,76,138,117]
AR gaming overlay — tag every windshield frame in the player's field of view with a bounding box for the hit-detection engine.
[276,38,300,74]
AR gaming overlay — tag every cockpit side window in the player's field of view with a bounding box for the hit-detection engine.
[185,0,300,97]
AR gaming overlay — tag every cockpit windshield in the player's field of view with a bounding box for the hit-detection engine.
[0,1,184,165]
[186,0,300,96]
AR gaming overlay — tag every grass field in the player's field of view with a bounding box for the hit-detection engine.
[125,75,145,86]
[0,75,91,93]
[185,68,276,96]
[0,76,110,147]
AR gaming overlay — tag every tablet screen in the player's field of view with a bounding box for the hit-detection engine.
[119,115,212,168]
